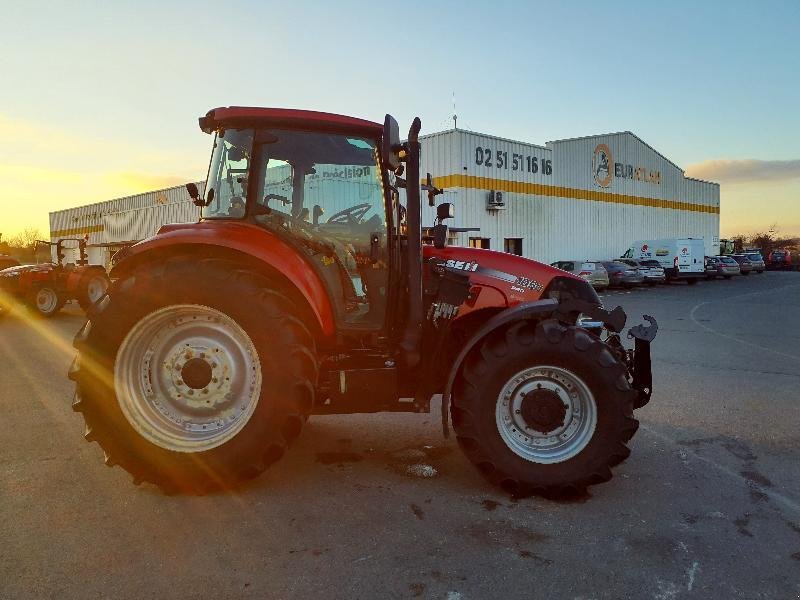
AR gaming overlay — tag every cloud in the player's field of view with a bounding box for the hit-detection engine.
[685,159,800,184]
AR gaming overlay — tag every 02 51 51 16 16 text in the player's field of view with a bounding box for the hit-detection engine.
[475,146,552,175]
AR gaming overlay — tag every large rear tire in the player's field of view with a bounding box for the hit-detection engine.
[69,257,317,494]
[451,319,638,495]
[78,272,110,312]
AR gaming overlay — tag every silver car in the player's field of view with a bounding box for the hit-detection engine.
[599,260,645,288]
[619,258,666,285]
[708,256,741,279]
[742,252,765,273]
[550,260,610,290]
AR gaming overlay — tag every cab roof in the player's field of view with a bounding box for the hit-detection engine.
[199,106,383,136]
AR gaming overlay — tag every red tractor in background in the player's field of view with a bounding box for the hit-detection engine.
[0,238,109,317]
[69,107,658,496]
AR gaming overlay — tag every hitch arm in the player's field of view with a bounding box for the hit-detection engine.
[627,315,658,409]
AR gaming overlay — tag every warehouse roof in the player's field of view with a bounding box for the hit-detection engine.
[546,131,683,173]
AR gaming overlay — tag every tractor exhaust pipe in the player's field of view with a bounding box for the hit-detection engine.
[400,117,423,367]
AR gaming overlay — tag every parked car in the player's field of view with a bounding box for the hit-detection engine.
[767,248,799,270]
[731,254,754,275]
[704,256,719,279]
[743,252,765,273]
[550,260,609,290]
[599,260,644,288]
[619,258,666,285]
[708,256,741,279]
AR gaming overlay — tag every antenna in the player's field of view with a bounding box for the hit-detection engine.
[452,91,457,130]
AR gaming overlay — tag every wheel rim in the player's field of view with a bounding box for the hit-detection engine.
[86,277,108,303]
[115,304,262,453]
[495,365,597,464]
[36,288,58,313]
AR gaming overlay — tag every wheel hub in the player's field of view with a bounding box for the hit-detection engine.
[495,365,598,464]
[520,388,567,434]
[181,357,213,390]
[161,336,234,411]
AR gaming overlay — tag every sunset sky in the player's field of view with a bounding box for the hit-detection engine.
[1,0,798,242]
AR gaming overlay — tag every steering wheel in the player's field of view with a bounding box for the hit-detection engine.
[326,203,372,225]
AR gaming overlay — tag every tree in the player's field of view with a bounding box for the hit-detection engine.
[9,227,44,250]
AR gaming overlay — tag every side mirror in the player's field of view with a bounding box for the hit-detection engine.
[186,182,199,199]
[436,202,455,221]
[382,114,401,171]
[432,224,449,249]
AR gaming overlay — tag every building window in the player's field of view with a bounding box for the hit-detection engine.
[504,238,522,255]
[469,237,490,249]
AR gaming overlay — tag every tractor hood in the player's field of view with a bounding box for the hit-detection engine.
[0,263,54,277]
[423,245,590,307]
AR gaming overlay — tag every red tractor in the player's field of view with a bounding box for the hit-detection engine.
[0,238,109,317]
[69,108,658,496]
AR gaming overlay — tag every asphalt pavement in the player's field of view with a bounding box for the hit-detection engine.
[2,272,799,599]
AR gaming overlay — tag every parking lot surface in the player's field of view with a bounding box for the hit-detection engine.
[2,273,799,599]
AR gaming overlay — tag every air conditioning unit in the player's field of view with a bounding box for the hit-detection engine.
[486,190,506,210]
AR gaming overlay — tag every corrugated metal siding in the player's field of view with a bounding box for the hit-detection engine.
[49,182,204,244]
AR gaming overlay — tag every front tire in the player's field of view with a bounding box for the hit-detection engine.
[70,258,317,494]
[451,319,638,495]
[29,286,63,317]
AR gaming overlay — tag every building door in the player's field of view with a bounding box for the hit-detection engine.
[504,238,522,255]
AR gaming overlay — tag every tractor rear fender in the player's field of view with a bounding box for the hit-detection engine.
[110,224,336,340]
[441,299,559,420]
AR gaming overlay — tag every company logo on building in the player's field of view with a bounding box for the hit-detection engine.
[592,144,613,188]
[592,143,662,188]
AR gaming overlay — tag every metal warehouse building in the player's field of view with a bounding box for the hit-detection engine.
[50,127,719,268]
[49,183,203,267]
[420,129,719,263]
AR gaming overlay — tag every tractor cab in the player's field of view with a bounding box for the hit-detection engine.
[200,126,390,327]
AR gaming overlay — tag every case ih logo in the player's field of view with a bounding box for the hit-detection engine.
[592,143,662,188]
[641,244,649,252]
[592,144,613,188]
[681,247,689,255]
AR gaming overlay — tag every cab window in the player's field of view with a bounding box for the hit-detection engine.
[252,129,388,327]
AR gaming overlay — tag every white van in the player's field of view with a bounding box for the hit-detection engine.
[623,238,705,284]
